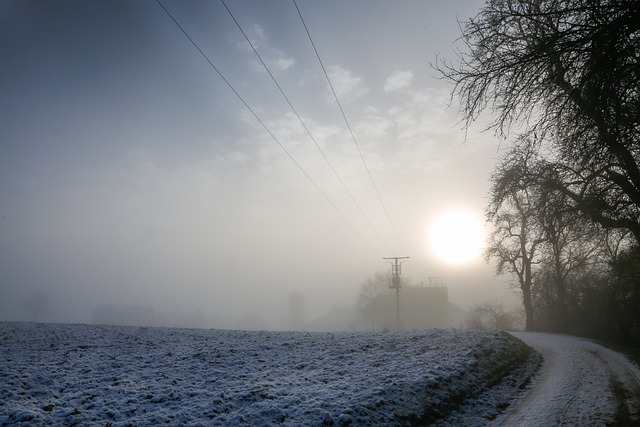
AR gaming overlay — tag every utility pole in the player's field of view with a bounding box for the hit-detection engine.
[383,256,409,329]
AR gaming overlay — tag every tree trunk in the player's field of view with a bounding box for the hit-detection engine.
[522,285,534,331]
[553,247,568,333]
[523,260,535,331]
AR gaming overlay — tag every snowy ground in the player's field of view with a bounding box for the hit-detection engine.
[0,322,535,426]
[490,332,640,426]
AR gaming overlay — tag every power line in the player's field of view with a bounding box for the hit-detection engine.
[155,0,383,257]
[292,0,407,256]
[220,0,393,255]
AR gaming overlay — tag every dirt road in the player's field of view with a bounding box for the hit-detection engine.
[491,332,640,425]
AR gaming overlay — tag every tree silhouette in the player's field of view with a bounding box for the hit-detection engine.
[355,271,410,310]
[436,0,640,242]
[486,138,546,330]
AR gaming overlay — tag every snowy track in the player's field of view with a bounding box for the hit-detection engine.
[492,332,640,426]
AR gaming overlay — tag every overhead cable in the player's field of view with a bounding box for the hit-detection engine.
[292,0,407,256]
[220,0,393,255]
[155,0,383,257]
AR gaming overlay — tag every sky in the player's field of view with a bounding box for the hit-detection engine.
[0,0,519,328]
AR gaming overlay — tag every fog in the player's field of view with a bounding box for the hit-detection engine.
[0,0,518,329]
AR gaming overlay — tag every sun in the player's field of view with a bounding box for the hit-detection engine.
[428,211,486,265]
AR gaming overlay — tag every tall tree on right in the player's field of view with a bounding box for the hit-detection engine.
[486,138,546,331]
[437,0,640,243]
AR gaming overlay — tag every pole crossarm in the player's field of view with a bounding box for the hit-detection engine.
[383,257,409,289]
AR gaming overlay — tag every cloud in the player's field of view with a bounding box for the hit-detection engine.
[238,24,296,72]
[271,55,295,71]
[354,106,394,139]
[384,70,413,92]
[245,24,267,49]
[326,65,369,102]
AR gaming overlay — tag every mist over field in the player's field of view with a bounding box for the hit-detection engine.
[0,0,518,330]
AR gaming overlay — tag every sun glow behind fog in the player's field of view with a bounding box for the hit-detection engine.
[428,211,486,265]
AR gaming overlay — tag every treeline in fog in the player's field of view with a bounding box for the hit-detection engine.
[438,0,640,346]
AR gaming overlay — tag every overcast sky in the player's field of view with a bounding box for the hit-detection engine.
[0,0,518,327]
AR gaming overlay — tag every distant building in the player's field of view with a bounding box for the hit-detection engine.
[361,285,466,330]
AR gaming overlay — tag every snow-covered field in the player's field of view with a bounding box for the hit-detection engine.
[0,322,536,426]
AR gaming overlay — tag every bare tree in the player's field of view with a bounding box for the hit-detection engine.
[486,139,546,330]
[436,0,640,243]
[537,193,606,331]
[355,271,410,310]
[488,136,616,332]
